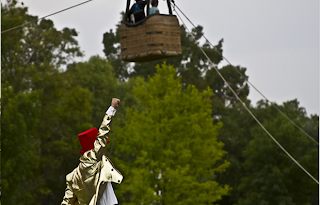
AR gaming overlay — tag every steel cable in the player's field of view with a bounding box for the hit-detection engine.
[172,2,319,185]
[171,2,318,146]
[2,0,93,34]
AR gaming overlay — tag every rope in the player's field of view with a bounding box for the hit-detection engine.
[172,3,318,146]
[172,3,319,185]
[1,0,93,34]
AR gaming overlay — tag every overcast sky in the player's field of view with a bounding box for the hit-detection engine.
[21,0,319,116]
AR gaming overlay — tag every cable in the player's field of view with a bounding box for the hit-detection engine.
[172,2,318,146]
[172,4,319,185]
[1,0,93,34]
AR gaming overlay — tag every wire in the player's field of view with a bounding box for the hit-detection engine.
[1,0,93,34]
[172,3,319,185]
[172,2,318,146]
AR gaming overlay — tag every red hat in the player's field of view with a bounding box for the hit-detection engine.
[78,128,110,154]
[78,128,99,154]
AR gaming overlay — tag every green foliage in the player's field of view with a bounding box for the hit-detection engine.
[65,56,120,127]
[102,17,250,118]
[1,86,41,204]
[205,65,249,113]
[102,12,131,79]
[1,1,91,204]
[2,3,318,205]
[2,1,82,94]
[237,100,318,205]
[215,100,319,205]
[113,63,231,204]
[214,103,256,205]
[220,100,318,205]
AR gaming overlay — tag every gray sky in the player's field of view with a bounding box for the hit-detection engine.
[22,0,319,116]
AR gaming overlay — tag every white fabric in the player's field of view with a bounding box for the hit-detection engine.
[106,106,117,116]
[98,182,118,205]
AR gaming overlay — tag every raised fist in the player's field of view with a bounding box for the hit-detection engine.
[111,98,120,109]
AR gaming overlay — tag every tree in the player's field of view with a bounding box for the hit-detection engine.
[112,63,231,204]
[102,15,252,205]
[65,56,120,127]
[1,1,91,204]
[1,86,41,204]
[1,0,82,94]
[214,99,319,205]
[102,18,250,117]
[237,100,319,205]
[214,102,256,205]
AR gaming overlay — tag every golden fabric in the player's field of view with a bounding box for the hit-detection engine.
[61,114,123,205]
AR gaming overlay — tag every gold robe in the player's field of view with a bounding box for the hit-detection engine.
[61,113,123,205]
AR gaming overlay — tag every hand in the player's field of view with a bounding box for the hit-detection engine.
[111,98,120,109]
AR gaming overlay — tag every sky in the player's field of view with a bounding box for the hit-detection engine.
[20,0,319,116]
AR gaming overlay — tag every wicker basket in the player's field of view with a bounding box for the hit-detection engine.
[120,14,181,62]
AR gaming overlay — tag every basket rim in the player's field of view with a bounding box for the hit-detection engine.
[122,14,177,28]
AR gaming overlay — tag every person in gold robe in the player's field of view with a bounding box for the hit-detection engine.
[61,98,123,205]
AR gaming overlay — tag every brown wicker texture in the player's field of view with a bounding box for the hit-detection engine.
[120,15,181,62]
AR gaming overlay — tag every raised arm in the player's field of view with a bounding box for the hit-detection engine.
[93,98,120,160]
[81,98,120,162]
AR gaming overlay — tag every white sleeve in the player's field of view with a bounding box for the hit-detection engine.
[106,106,117,116]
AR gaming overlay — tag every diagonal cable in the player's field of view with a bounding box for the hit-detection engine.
[2,0,93,34]
[171,2,318,146]
[172,3,319,185]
